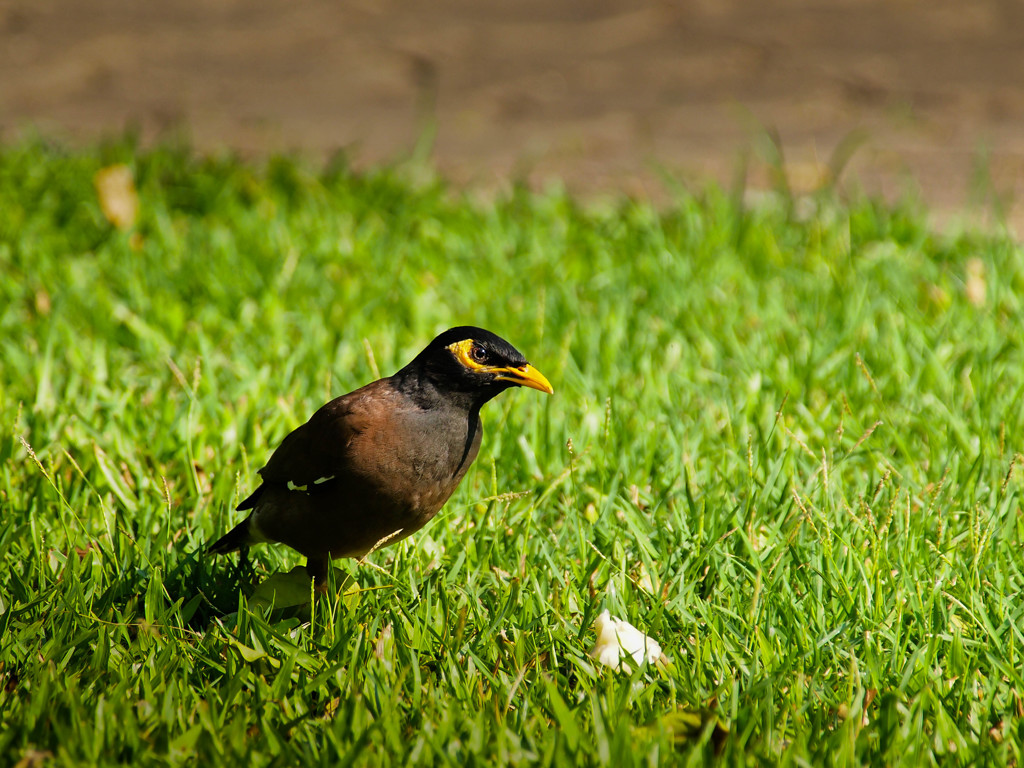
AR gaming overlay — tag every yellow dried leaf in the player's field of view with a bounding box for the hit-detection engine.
[94,164,138,230]
[965,257,986,307]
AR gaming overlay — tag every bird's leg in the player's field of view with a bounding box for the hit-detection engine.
[306,556,330,594]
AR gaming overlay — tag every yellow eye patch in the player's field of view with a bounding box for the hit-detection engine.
[445,339,488,370]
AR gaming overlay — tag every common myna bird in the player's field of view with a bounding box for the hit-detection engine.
[208,326,552,587]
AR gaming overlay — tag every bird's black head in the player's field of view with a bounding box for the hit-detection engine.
[399,326,553,406]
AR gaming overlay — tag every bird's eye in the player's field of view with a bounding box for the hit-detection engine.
[470,344,489,364]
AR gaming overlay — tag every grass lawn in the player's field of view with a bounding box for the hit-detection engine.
[1,139,1023,766]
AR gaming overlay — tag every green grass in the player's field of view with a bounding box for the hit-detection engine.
[2,137,1023,765]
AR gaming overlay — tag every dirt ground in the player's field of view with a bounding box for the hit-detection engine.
[2,0,1023,229]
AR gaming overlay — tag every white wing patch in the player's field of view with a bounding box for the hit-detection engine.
[286,476,335,493]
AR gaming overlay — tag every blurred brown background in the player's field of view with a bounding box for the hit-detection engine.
[2,0,1023,226]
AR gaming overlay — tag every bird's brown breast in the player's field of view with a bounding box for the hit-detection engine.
[250,381,483,559]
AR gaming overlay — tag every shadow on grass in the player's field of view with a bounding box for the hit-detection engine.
[89,547,260,631]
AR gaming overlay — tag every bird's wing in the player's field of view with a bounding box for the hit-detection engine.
[256,382,380,491]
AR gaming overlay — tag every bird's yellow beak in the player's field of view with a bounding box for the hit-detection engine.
[494,363,554,394]
[445,339,553,393]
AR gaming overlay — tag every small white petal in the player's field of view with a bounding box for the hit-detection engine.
[590,609,664,673]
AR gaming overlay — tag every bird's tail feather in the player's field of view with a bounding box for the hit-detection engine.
[207,518,256,555]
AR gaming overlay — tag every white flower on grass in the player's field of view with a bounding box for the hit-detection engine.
[590,609,664,672]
